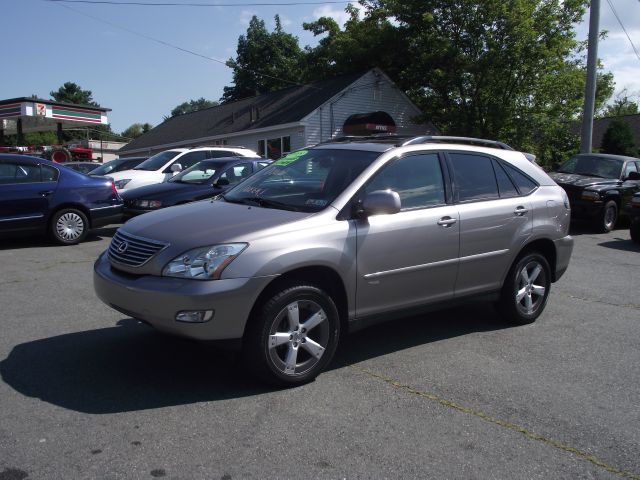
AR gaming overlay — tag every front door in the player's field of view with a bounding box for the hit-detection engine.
[355,152,460,318]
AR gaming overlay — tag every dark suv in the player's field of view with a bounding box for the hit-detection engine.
[550,153,640,232]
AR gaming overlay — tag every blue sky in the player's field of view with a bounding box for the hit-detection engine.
[3,0,640,135]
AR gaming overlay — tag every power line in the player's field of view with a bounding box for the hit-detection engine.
[51,2,316,90]
[46,0,350,6]
[605,0,640,62]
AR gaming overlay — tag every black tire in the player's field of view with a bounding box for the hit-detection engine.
[498,252,551,325]
[50,208,89,245]
[631,219,640,244]
[50,148,72,163]
[243,283,340,387]
[594,200,618,233]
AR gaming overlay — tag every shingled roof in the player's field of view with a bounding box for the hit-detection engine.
[120,71,368,153]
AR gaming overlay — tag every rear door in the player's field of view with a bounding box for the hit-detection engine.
[355,152,460,318]
[447,152,533,296]
[0,160,59,233]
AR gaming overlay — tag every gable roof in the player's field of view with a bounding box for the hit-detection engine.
[120,71,368,153]
[571,113,640,149]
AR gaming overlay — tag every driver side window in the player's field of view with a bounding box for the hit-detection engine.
[364,153,446,210]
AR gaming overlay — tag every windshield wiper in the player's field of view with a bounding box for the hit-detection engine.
[226,196,302,211]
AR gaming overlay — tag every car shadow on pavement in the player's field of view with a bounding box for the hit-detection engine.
[0,225,119,250]
[597,239,640,252]
[0,303,509,414]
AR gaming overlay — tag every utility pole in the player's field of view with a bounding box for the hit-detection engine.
[580,0,601,154]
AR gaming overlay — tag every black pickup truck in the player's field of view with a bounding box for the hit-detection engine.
[550,153,640,232]
[630,193,640,243]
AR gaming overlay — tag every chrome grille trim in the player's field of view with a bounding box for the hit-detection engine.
[108,230,169,267]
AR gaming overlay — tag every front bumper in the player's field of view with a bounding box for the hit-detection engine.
[553,235,574,282]
[93,252,275,340]
[567,199,604,220]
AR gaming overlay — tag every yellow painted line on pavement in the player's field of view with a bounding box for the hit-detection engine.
[350,365,640,480]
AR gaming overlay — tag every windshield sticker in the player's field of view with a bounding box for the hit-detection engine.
[274,150,308,166]
[240,186,266,196]
[305,199,328,207]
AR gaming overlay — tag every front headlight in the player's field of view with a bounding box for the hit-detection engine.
[632,196,640,208]
[581,190,600,201]
[135,199,162,209]
[162,243,247,280]
[115,179,132,189]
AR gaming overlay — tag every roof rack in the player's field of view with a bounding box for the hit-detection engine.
[316,134,413,145]
[401,136,514,150]
[189,145,248,150]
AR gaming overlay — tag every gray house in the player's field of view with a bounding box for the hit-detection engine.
[119,69,437,159]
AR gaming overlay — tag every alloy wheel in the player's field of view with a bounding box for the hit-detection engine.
[55,212,85,242]
[515,260,547,316]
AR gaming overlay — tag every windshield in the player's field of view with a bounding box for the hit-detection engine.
[90,159,121,175]
[169,160,226,184]
[223,148,380,212]
[557,155,624,179]
[135,151,181,171]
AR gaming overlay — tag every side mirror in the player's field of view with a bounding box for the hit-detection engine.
[215,177,230,187]
[170,163,182,173]
[627,171,640,181]
[362,190,401,216]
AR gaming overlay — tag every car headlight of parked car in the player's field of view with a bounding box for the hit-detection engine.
[114,179,132,189]
[632,196,640,208]
[135,199,162,209]
[581,190,601,201]
[162,243,248,280]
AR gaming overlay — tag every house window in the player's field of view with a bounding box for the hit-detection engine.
[258,136,291,159]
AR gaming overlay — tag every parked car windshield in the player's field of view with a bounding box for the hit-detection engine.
[134,151,181,171]
[223,148,380,212]
[557,155,624,179]
[90,159,123,175]
[169,160,227,184]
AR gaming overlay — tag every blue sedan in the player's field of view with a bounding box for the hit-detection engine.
[0,154,123,245]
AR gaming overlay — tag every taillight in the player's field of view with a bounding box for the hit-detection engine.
[111,180,118,195]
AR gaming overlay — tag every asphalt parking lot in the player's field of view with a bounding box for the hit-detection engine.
[0,224,639,480]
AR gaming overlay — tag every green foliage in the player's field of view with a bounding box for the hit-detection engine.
[121,123,153,140]
[2,131,58,146]
[600,119,637,156]
[169,98,218,118]
[601,89,639,117]
[50,82,100,107]
[222,15,305,102]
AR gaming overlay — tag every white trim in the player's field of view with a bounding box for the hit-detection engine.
[121,121,304,155]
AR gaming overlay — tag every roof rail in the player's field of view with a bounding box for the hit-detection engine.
[189,144,248,150]
[316,134,413,145]
[401,136,514,150]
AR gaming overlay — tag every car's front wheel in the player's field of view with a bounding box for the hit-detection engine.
[243,283,340,386]
[50,208,89,245]
[595,200,618,233]
[499,252,551,325]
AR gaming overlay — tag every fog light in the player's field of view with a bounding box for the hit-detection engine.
[175,310,214,323]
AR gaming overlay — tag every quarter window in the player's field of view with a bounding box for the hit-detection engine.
[365,153,446,210]
[449,153,499,202]
[502,163,538,195]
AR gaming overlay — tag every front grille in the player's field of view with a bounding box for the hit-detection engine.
[108,230,168,267]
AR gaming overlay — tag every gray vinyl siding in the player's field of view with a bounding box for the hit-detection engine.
[231,126,307,156]
[303,70,428,145]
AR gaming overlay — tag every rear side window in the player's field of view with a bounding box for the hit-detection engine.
[209,150,238,159]
[492,160,519,198]
[449,153,499,202]
[365,153,446,210]
[41,165,59,182]
[502,163,538,195]
[0,163,42,184]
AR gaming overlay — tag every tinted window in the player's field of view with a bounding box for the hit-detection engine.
[365,153,445,209]
[220,163,252,185]
[502,163,538,195]
[557,155,623,179]
[41,165,59,182]
[209,150,238,159]
[492,160,519,197]
[0,163,41,184]
[624,161,638,178]
[170,151,208,171]
[449,153,499,202]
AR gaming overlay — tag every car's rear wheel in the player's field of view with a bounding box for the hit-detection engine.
[595,200,618,233]
[243,283,340,386]
[50,208,89,245]
[499,252,551,325]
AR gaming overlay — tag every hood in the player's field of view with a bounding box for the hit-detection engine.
[122,199,310,251]
[120,181,216,201]
[549,172,619,189]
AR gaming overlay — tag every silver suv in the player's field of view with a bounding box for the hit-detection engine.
[94,136,573,386]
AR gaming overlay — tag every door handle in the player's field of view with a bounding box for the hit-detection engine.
[39,190,54,197]
[514,206,529,216]
[437,216,457,227]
